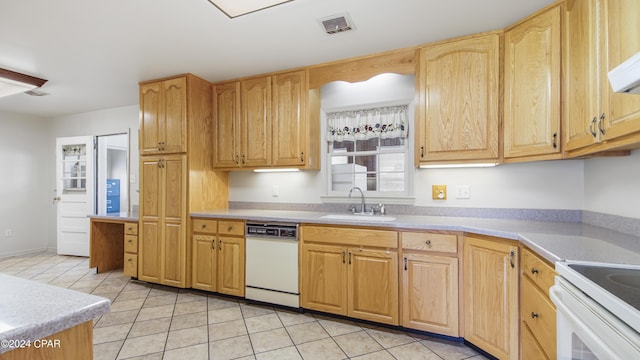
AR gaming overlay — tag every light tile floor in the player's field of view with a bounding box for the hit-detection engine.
[0,252,491,360]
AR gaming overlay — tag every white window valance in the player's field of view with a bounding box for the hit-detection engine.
[326,105,409,142]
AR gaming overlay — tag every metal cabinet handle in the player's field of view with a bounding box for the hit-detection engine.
[342,251,346,264]
[241,155,245,165]
[127,239,132,243]
[128,258,132,262]
[598,113,606,135]
[531,268,539,274]
[227,226,233,232]
[403,257,408,271]
[509,250,516,269]
[531,312,539,319]
[219,239,222,250]
[420,146,425,158]
[348,252,352,265]
[211,239,215,250]
[235,155,239,165]
[300,152,304,162]
[425,240,431,246]
[201,224,206,229]
[552,132,557,149]
[590,117,598,138]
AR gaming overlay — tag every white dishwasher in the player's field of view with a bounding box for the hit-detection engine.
[245,222,299,308]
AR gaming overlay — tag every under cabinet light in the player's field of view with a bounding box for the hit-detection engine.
[253,168,300,173]
[206,0,294,18]
[419,163,499,169]
[0,67,48,98]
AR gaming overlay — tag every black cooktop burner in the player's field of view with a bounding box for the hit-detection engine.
[569,264,640,312]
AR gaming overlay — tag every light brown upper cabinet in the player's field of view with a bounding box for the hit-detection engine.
[416,32,501,166]
[503,4,562,162]
[213,78,271,168]
[564,0,640,157]
[140,77,187,155]
[213,70,320,170]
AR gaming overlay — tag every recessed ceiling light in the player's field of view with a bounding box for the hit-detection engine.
[207,0,294,18]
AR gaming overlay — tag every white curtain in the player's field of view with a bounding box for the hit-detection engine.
[326,105,408,141]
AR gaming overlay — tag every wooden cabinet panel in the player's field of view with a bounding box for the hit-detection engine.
[139,220,161,283]
[417,33,500,164]
[521,322,551,360]
[124,235,138,253]
[521,275,556,359]
[163,222,185,287]
[218,236,245,297]
[124,253,138,277]
[401,253,458,335]
[241,77,271,167]
[218,220,245,236]
[301,225,397,248]
[139,77,187,155]
[348,248,399,325]
[300,243,348,315]
[213,82,241,168]
[463,235,519,360]
[272,71,308,167]
[401,232,457,253]
[522,247,555,297]
[125,223,138,235]
[504,5,562,160]
[192,219,217,234]
[192,234,216,292]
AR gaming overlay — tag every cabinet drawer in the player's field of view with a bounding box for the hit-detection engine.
[219,220,244,236]
[401,232,457,254]
[124,253,138,277]
[521,275,556,358]
[124,222,138,235]
[193,219,218,234]
[301,225,398,248]
[124,235,138,254]
[522,247,555,296]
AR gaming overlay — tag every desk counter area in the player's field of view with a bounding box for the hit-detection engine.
[89,213,138,275]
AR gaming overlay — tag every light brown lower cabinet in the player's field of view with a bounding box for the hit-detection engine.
[191,218,245,297]
[300,225,399,325]
[463,234,519,360]
[400,231,460,337]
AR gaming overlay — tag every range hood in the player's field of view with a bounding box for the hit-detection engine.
[608,51,640,94]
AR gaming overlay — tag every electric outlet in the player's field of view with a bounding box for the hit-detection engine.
[456,185,470,199]
[272,185,279,197]
[432,185,447,200]
[4,229,12,237]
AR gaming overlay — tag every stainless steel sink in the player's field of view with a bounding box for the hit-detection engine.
[319,214,396,222]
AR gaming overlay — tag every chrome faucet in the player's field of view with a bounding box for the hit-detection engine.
[348,186,367,214]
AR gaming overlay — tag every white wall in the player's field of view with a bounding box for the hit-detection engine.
[0,111,51,257]
[584,149,640,219]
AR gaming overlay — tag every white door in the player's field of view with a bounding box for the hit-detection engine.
[56,136,95,256]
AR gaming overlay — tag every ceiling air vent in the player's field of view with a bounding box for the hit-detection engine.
[319,13,355,35]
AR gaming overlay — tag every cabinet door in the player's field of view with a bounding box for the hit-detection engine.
[272,71,308,167]
[162,77,187,154]
[300,244,348,315]
[348,248,399,325]
[217,236,245,297]
[161,155,187,287]
[241,77,271,167]
[192,234,216,291]
[401,253,458,336]
[140,83,162,155]
[213,82,241,168]
[504,6,561,159]
[417,34,500,163]
[599,0,640,141]
[463,236,519,360]
[563,0,603,151]
[138,157,162,283]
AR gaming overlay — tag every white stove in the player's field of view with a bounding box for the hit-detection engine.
[551,261,640,360]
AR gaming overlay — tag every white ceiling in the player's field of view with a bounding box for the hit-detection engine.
[0,0,555,117]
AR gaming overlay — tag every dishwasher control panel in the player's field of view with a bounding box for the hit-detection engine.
[246,222,298,239]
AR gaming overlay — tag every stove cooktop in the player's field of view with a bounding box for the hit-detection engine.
[568,264,640,312]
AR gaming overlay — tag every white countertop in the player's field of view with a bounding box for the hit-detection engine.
[191,209,640,265]
[0,274,110,354]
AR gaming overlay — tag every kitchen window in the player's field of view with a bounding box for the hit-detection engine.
[326,105,410,197]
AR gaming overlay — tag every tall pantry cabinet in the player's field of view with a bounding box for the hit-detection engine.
[138,74,229,288]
